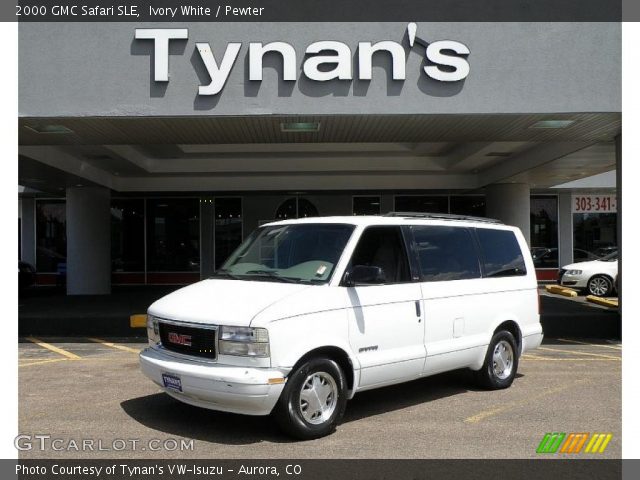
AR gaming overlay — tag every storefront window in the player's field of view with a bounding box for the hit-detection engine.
[530,196,559,268]
[111,199,144,272]
[394,196,448,213]
[450,196,486,217]
[573,213,617,258]
[275,198,319,219]
[146,199,200,272]
[215,198,242,269]
[353,196,381,216]
[35,200,66,273]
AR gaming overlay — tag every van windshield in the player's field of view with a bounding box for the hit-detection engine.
[213,223,355,284]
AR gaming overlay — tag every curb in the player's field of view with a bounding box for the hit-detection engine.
[585,296,619,308]
[544,285,578,298]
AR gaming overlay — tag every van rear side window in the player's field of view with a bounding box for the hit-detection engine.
[412,226,481,281]
[476,228,527,277]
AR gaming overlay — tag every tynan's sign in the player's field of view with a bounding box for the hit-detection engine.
[134,23,470,95]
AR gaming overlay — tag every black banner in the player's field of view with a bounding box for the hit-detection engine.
[7,459,625,480]
[8,0,623,22]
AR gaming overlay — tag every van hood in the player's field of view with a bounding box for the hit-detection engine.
[147,279,311,326]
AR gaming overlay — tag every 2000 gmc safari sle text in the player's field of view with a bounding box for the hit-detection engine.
[140,213,543,439]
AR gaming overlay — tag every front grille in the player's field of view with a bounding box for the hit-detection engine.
[159,322,217,360]
[557,269,567,284]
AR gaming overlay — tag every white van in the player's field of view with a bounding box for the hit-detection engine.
[140,213,543,439]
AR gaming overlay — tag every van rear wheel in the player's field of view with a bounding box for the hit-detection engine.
[273,357,347,440]
[475,330,519,390]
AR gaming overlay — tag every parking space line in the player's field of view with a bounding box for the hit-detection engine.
[24,337,81,360]
[556,338,622,351]
[87,337,142,354]
[537,346,620,360]
[19,358,69,368]
[521,357,620,362]
[464,379,590,424]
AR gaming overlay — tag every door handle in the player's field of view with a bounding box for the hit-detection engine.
[415,300,422,321]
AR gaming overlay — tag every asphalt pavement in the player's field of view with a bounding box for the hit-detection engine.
[18,336,621,459]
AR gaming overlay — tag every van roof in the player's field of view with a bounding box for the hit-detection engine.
[264,213,510,229]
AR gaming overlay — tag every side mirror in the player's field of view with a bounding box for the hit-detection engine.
[344,265,386,286]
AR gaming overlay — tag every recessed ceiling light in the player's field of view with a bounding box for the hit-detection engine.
[485,152,512,157]
[280,122,320,133]
[21,178,45,184]
[25,124,74,134]
[530,120,575,129]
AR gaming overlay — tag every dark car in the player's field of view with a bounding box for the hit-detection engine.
[531,247,600,268]
[19,261,36,291]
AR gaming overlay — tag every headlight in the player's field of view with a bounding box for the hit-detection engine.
[147,315,160,346]
[566,270,583,275]
[219,326,269,357]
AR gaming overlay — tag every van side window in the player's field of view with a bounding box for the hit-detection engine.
[349,226,411,284]
[412,226,481,281]
[476,228,527,277]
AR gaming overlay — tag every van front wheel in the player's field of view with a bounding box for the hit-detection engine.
[475,331,519,390]
[273,357,347,440]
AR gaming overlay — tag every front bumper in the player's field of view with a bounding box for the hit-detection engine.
[559,275,587,289]
[139,347,286,416]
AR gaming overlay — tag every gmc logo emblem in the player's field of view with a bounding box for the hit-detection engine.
[167,332,192,346]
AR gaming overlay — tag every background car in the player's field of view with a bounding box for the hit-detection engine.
[558,251,618,297]
[595,246,618,258]
[531,247,600,269]
[19,261,36,292]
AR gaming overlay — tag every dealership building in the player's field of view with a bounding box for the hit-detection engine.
[17,22,620,294]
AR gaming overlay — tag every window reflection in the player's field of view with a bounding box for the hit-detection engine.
[111,199,144,272]
[215,198,242,269]
[146,199,200,272]
[35,200,66,273]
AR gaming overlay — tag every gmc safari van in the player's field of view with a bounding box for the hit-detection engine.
[140,213,543,439]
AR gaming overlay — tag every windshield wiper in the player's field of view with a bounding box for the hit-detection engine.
[243,270,303,284]
[209,269,242,280]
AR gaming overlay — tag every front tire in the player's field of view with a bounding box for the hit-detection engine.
[273,357,347,440]
[475,330,519,390]
[587,274,614,297]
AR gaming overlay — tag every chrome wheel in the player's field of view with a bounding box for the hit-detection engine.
[589,276,611,296]
[299,371,338,425]
[492,340,514,380]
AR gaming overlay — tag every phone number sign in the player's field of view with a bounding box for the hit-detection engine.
[572,195,617,213]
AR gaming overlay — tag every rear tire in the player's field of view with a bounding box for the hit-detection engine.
[587,274,613,297]
[475,330,519,390]
[273,357,347,440]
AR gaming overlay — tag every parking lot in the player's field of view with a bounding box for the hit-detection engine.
[18,335,620,459]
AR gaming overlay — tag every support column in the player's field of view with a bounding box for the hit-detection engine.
[66,187,111,295]
[557,192,574,266]
[20,197,36,265]
[485,183,531,245]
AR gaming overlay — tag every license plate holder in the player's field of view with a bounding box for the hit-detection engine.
[162,373,182,392]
